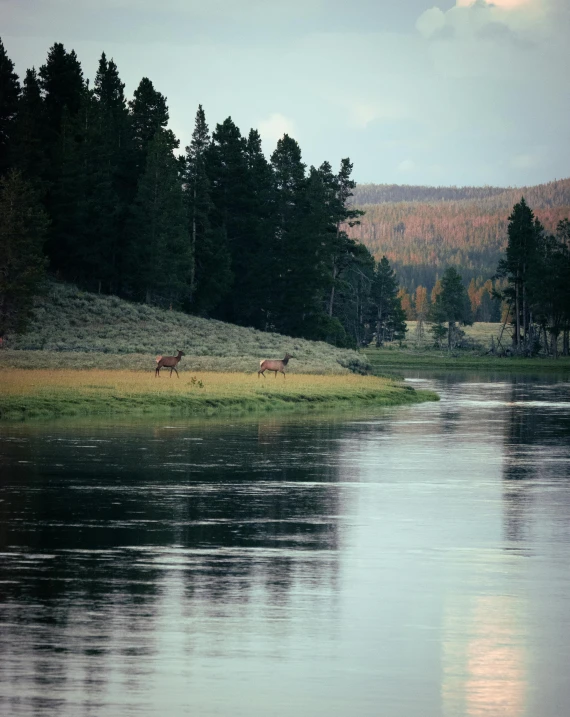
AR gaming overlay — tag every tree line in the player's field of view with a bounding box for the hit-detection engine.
[394,199,570,356]
[346,179,570,295]
[497,199,570,356]
[0,38,408,348]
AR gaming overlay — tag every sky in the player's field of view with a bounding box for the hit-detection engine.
[1,0,569,187]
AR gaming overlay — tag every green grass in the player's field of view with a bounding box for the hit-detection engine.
[365,347,570,373]
[0,369,438,422]
[366,321,570,374]
[1,282,369,375]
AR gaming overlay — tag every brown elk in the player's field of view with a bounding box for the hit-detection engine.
[155,350,185,378]
[258,353,292,379]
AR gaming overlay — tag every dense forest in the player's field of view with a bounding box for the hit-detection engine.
[1,38,568,354]
[349,179,570,295]
[0,38,405,348]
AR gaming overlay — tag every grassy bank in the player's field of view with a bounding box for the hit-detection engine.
[2,282,368,375]
[0,370,439,421]
[366,347,570,374]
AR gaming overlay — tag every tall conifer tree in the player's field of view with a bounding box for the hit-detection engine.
[496,198,541,350]
[10,69,49,187]
[185,106,231,315]
[126,130,192,306]
[39,43,84,140]
[370,256,407,346]
[270,134,307,334]
[129,77,170,176]
[207,116,249,318]
[429,266,472,350]
[0,38,20,176]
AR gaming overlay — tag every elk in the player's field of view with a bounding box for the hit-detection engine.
[155,350,185,378]
[258,353,292,379]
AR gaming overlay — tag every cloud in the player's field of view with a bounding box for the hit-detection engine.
[416,8,446,38]
[416,0,546,44]
[2,0,570,185]
[258,113,296,150]
[398,159,416,173]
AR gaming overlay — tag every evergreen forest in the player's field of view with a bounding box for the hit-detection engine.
[0,39,402,349]
[1,39,569,355]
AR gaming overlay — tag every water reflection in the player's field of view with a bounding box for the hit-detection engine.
[442,595,527,717]
[0,374,569,716]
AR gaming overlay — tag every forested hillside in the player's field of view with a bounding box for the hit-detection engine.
[0,38,374,349]
[349,179,570,293]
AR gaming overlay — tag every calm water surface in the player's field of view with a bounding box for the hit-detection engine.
[1,374,569,717]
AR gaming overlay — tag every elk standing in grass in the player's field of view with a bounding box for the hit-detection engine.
[258,353,293,379]
[155,350,185,378]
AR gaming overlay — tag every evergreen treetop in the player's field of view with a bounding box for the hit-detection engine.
[0,37,20,176]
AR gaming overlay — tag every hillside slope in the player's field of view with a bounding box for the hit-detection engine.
[2,283,369,374]
[348,178,570,292]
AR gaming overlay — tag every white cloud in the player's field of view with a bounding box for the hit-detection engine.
[398,159,416,173]
[416,8,446,38]
[258,113,296,149]
[347,100,410,129]
[3,0,570,185]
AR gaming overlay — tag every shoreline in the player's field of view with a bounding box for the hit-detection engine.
[0,369,438,422]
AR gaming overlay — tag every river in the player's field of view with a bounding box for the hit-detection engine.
[1,373,569,716]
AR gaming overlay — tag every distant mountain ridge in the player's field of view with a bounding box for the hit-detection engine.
[350,178,570,209]
[347,178,570,293]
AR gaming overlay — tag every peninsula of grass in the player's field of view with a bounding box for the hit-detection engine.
[0,370,439,421]
[365,347,570,374]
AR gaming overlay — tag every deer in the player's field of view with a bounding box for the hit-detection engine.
[155,350,185,378]
[258,353,293,379]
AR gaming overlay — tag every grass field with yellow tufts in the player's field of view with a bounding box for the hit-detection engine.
[0,370,439,421]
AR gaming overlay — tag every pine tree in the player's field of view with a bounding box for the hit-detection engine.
[270,134,308,335]
[496,198,541,351]
[0,37,20,176]
[38,43,85,140]
[334,242,375,347]
[207,117,250,319]
[86,53,131,293]
[0,171,48,338]
[233,128,276,327]
[38,44,86,277]
[327,158,364,320]
[10,69,47,184]
[429,266,472,350]
[557,220,570,356]
[125,130,192,306]
[529,227,570,357]
[129,77,170,176]
[370,256,406,347]
[185,106,232,315]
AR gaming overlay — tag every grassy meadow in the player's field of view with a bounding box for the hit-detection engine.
[0,370,439,421]
[1,282,369,375]
[367,321,570,373]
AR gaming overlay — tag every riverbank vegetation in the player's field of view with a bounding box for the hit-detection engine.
[365,347,570,374]
[0,283,370,374]
[0,370,438,421]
